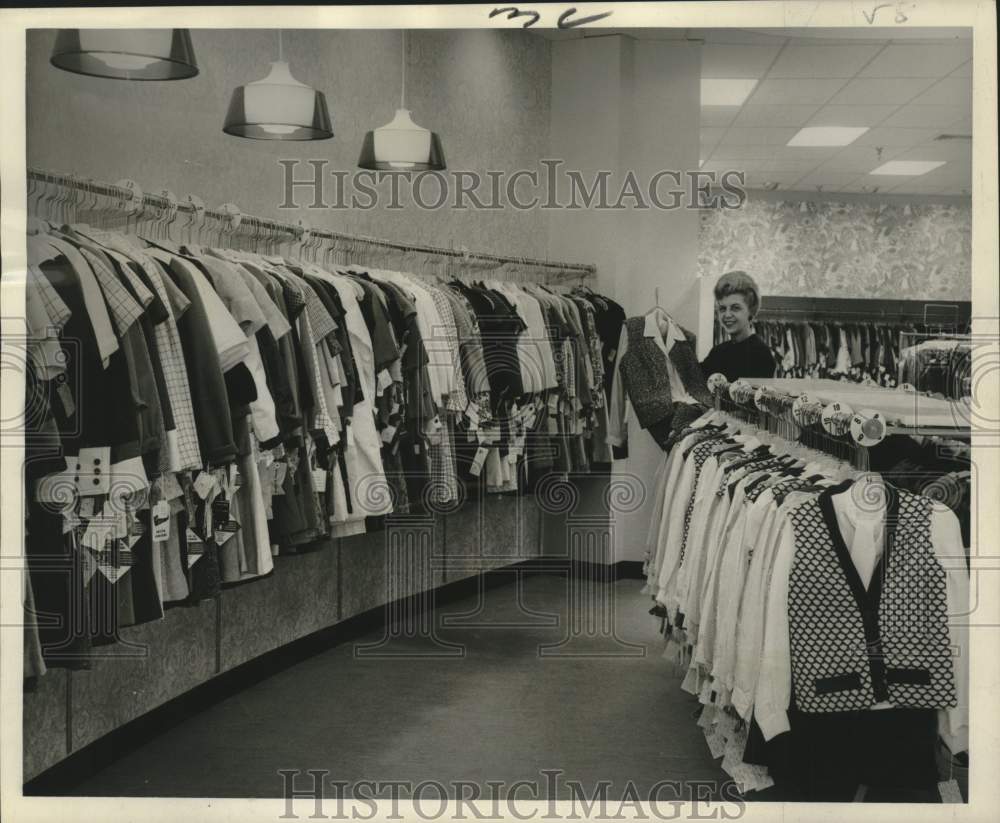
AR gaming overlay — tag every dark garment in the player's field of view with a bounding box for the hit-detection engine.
[700,333,776,382]
[618,316,712,431]
[767,708,940,801]
[38,257,142,457]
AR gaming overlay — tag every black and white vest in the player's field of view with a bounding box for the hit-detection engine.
[786,483,957,714]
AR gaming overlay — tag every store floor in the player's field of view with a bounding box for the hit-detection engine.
[68,573,728,798]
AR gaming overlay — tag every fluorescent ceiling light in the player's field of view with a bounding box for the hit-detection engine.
[869,160,947,176]
[701,79,758,106]
[787,126,869,147]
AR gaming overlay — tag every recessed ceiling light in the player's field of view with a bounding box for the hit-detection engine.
[869,160,947,176]
[787,126,869,147]
[701,78,758,107]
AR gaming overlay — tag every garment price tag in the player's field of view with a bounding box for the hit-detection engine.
[214,519,240,545]
[56,381,76,418]
[466,404,480,430]
[547,394,560,414]
[192,471,216,500]
[345,423,356,448]
[62,509,81,535]
[377,369,393,393]
[76,446,111,496]
[311,467,328,492]
[151,501,170,542]
[469,447,489,477]
[380,425,397,444]
[478,425,500,445]
[78,496,96,520]
[704,726,727,759]
[547,415,559,435]
[272,461,288,491]
[159,472,184,501]
[211,495,231,529]
[186,528,204,565]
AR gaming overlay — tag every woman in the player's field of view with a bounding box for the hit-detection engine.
[699,270,775,381]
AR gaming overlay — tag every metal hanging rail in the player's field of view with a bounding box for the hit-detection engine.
[26,167,597,278]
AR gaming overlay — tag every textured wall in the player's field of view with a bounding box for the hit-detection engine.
[26,28,552,260]
[23,494,542,782]
[698,197,972,301]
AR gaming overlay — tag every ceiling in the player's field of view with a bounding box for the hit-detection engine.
[539,28,973,195]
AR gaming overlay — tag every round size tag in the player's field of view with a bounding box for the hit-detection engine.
[115,179,144,214]
[754,387,769,412]
[158,189,178,219]
[821,401,854,436]
[707,373,729,394]
[218,202,242,231]
[850,408,887,446]
[185,194,206,223]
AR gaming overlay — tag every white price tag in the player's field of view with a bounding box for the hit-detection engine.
[192,471,217,500]
[151,501,170,542]
[377,369,393,393]
[380,425,397,444]
[311,467,328,492]
[469,447,488,477]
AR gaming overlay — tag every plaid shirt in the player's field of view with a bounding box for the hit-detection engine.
[76,246,145,337]
[140,255,205,471]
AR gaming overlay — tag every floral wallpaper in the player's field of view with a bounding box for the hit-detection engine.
[698,198,971,300]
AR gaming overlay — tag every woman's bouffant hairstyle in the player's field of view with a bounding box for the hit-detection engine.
[714,271,761,318]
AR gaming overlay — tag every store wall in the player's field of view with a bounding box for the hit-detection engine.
[25,28,555,262]
[698,195,972,302]
[546,36,702,565]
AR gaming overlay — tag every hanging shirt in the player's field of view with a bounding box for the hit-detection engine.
[756,485,969,754]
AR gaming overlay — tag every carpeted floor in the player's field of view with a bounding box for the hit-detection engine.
[67,573,728,798]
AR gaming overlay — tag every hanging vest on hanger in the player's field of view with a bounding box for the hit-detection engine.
[786,485,956,714]
[617,315,711,431]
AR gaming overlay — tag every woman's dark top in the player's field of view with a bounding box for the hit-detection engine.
[700,333,776,382]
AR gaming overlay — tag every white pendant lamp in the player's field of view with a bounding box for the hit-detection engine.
[50,29,198,80]
[223,31,333,141]
[358,30,445,171]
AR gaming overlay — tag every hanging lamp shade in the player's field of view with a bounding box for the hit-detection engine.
[358,108,446,171]
[50,29,198,80]
[223,60,333,141]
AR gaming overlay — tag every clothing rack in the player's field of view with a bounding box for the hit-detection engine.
[752,296,971,330]
[26,167,597,281]
[708,377,972,471]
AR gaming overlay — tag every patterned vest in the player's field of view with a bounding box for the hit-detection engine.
[786,485,956,713]
[617,316,711,430]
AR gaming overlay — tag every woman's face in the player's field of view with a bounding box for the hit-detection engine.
[717,293,753,341]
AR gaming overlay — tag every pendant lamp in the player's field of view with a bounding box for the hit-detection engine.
[223,31,333,141]
[50,29,198,80]
[358,30,446,171]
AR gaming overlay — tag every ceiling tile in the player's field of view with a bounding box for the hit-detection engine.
[701,106,740,126]
[908,76,973,107]
[700,44,783,78]
[854,127,943,147]
[893,140,972,162]
[793,171,866,190]
[881,104,969,128]
[719,126,799,145]
[759,157,825,173]
[828,77,937,105]
[860,43,972,78]
[768,44,883,78]
[748,77,847,105]
[710,145,778,160]
[814,144,906,172]
[806,104,898,127]
[732,104,820,127]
